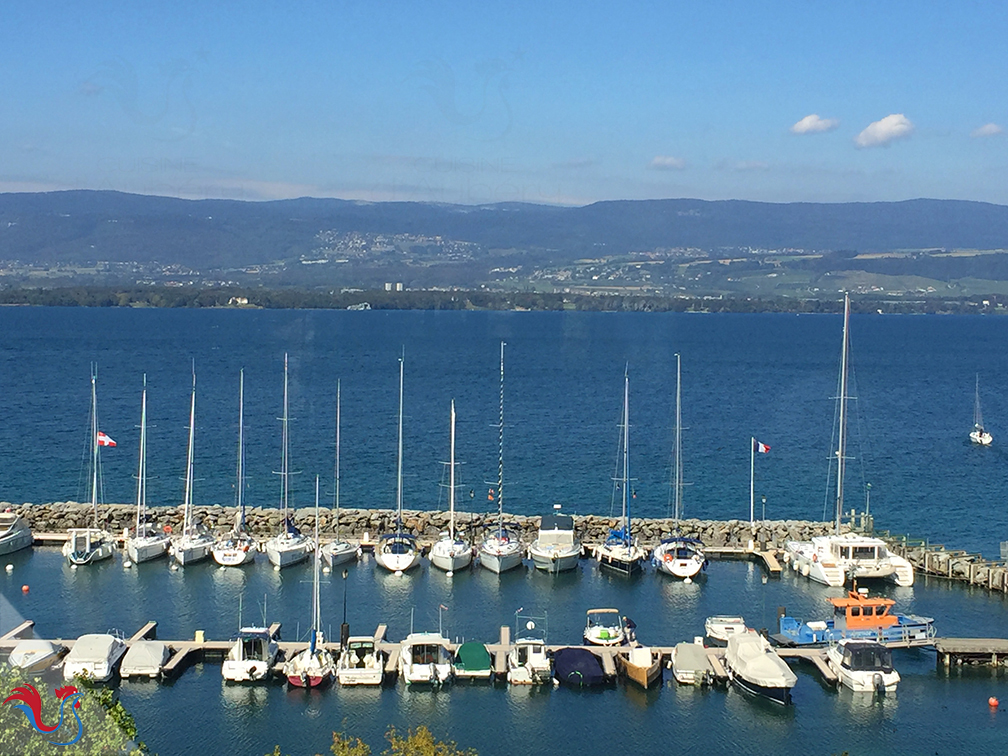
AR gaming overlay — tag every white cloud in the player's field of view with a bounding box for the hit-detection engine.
[650,155,686,170]
[734,160,770,171]
[855,114,914,147]
[971,123,1003,138]
[791,114,839,134]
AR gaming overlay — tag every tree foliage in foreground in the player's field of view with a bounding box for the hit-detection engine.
[267,725,477,756]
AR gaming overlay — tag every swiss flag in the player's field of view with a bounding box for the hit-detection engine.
[754,439,770,454]
[97,432,116,447]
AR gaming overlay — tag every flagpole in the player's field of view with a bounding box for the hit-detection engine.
[749,436,755,525]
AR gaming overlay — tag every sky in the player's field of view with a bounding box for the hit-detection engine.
[1,1,1006,206]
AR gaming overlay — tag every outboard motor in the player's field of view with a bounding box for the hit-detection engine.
[873,672,885,695]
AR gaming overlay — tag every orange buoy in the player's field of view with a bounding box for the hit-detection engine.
[21,585,29,594]
[989,696,999,708]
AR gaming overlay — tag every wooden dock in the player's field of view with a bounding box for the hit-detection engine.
[884,535,1008,595]
[934,638,1008,670]
[704,545,782,576]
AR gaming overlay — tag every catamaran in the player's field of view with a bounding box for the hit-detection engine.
[212,369,257,567]
[970,374,993,445]
[63,367,115,566]
[653,353,706,581]
[264,354,314,568]
[376,352,421,573]
[593,368,646,575]
[479,342,523,574]
[169,369,215,566]
[430,400,473,575]
[321,379,357,568]
[783,293,914,587]
[125,375,170,564]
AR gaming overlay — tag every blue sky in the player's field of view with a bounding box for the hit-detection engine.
[2,1,1006,205]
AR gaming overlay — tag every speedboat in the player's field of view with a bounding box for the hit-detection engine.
[583,608,626,646]
[618,646,662,689]
[528,513,581,573]
[430,400,474,575]
[8,639,64,673]
[398,632,453,685]
[507,612,551,685]
[337,637,385,686]
[553,647,607,688]
[453,641,493,681]
[63,633,127,682]
[222,628,279,682]
[705,616,747,644]
[653,537,707,581]
[671,639,714,686]
[826,639,900,693]
[774,587,935,648]
[724,632,797,706]
[120,640,170,679]
[0,511,33,556]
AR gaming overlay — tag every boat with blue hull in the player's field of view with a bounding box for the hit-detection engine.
[773,588,936,648]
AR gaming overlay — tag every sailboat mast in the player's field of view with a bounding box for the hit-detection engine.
[449,399,456,541]
[835,293,850,535]
[282,354,290,521]
[91,369,99,527]
[235,369,245,529]
[136,375,147,532]
[674,354,683,521]
[312,475,320,651]
[622,367,630,544]
[334,378,341,539]
[396,352,404,528]
[184,368,196,537]
[975,374,983,430]
[497,341,505,534]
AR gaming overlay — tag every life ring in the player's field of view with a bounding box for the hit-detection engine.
[664,553,673,563]
[163,525,172,534]
[812,553,817,563]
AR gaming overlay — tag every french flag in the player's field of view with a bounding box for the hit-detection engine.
[754,439,770,454]
[97,431,116,447]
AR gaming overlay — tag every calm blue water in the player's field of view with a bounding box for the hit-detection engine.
[1,308,1007,755]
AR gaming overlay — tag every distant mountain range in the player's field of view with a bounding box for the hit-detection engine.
[2,191,1008,269]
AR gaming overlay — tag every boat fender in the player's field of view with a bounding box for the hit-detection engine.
[812,553,817,563]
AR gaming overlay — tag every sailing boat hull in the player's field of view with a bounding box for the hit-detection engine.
[126,535,170,564]
[170,535,214,566]
[63,530,115,566]
[479,544,523,574]
[265,535,313,568]
[595,543,645,576]
[430,541,473,572]
[212,540,257,566]
[376,550,421,573]
[321,540,358,567]
[970,429,993,445]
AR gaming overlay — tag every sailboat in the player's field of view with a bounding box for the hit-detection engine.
[783,293,914,587]
[430,400,474,574]
[479,341,523,574]
[283,477,337,687]
[125,375,170,563]
[63,367,115,566]
[321,379,357,568]
[970,374,993,445]
[212,369,257,566]
[593,367,646,575]
[169,368,215,566]
[264,353,314,568]
[653,353,706,580]
[375,352,421,573]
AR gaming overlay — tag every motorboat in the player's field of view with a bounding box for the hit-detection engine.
[704,615,747,644]
[618,645,662,689]
[222,627,279,682]
[594,369,646,576]
[826,639,900,693]
[120,640,170,679]
[264,354,314,569]
[63,633,127,682]
[479,343,524,575]
[528,512,580,573]
[724,632,797,706]
[453,641,493,681]
[553,647,607,688]
[774,587,935,648]
[584,608,626,647]
[213,369,256,567]
[671,639,714,686]
[125,378,170,564]
[971,374,993,445]
[62,369,114,566]
[8,639,64,673]
[321,380,358,569]
[398,632,453,685]
[169,370,214,566]
[0,512,33,556]
[507,611,551,684]
[337,637,385,686]
[430,400,474,575]
[376,353,421,574]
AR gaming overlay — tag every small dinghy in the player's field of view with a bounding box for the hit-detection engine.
[705,615,747,644]
[553,647,606,688]
[618,645,662,689]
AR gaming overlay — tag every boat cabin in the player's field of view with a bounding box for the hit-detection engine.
[236,629,274,661]
[536,515,575,547]
[344,639,376,668]
[831,540,886,562]
[829,590,898,631]
[836,641,894,673]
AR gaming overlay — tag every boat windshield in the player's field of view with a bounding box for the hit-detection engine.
[842,644,893,672]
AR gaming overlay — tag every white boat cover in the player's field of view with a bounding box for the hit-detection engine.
[120,640,169,676]
[725,633,797,688]
[8,639,59,669]
[66,634,121,665]
[673,642,713,676]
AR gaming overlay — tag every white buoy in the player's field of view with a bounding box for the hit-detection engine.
[273,565,280,572]
[5,564,13,573]
[170,563,178,571]
[123,560,132,569]
[446,571,454,578]
[70,564,77,570]
[395,569,403,576]
[322,566,331,574]
[684,577,692,584]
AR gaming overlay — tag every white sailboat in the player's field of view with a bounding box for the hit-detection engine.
[212,369,257,567]
[169,369,214,566]
[376,352,421,573]
[321,379,357,568]
[783,294,914,587]
[479,342,523,574]
[264,353,314,568]
[283,477,337,688]
[594,368,646,575]
[970,374,993,445]
[63,367,115,566]
[653,353,706,581]
[430,400,473,575]
[125,375,170,564]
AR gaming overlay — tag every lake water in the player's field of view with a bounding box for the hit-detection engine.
[0,307,1006,755]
